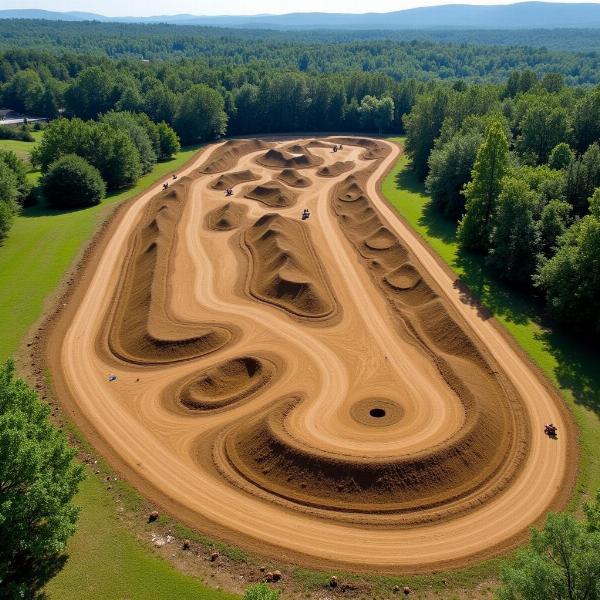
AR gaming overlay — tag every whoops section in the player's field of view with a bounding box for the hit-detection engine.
[56,137,572,572]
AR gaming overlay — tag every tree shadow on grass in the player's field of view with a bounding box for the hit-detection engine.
[452,250,537,327]
[394,166,423,195]
[4,552,68,599]
[537,324,600,415]
[419,200,458,246]
[394,168,457,245]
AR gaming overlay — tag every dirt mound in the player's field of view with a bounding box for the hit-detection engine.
[205,202,248,231]
[200,139,270,174]
[329,137,390,160]
[276,169,312,188]
[317,161,355,178]
[384,264,420,290]
[256,148,323,170]
[177,356,276,411]
[210,169,260,190]
[242,213,337,319]
[221,386,524,516]
[284,143,308,154]
[305,139,337,149]
[107,179,234,364]
[245,181,298,208]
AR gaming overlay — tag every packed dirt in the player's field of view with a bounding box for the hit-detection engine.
[51,137,575,573]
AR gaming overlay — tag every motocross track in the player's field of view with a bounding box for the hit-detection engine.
[51,137,574,573]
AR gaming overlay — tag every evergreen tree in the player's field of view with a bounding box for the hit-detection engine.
[457,120,510,252]
[404,87,450,179]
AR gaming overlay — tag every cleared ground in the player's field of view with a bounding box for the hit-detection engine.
[49,137,575,573]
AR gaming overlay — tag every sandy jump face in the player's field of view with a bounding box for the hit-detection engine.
[55,137,573,572]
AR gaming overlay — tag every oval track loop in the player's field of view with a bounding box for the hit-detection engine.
[54,137,574,573]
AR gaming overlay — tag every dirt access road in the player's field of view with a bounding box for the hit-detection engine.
[50,137,574,573]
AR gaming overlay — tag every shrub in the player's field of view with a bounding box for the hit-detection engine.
[42,154,106,209]
[0,124,34,142]
[243,583,280,600]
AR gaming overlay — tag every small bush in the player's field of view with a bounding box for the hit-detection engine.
[0,124,34,142]
[243,583,280,600]
[42,154,106,209]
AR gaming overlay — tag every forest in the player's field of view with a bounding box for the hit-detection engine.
[0,24,599,335]
[1,19,600,82]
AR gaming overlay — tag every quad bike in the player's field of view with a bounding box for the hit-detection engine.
[544,423,558,438]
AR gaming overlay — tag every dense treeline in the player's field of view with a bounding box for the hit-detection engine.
[403,75,600,335]
[0,47,420,135]
[3,20,600,54]
[1,20,600,84]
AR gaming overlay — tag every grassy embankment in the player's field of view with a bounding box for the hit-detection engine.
[382,139,600,499]
[0,136,236,600]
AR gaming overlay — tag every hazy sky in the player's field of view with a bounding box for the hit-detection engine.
[8,0,597,17]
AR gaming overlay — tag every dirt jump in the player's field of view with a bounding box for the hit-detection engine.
[49,137,575,573]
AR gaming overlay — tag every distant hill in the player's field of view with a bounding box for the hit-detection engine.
[3,2,600,29]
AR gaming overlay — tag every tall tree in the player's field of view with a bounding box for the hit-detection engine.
[0,360,84,597]
[403,87,450,180]
[358,95,394,133]
[487,177,540,286]
[64,66,115,120]
[573,85,600,152]
[426,127,483,220]
[516,98,571,164]
[174,84,227,144]
[566,143,600,214]
[537,199,572,257]
[457,120,510,252]
[0,160,19,240]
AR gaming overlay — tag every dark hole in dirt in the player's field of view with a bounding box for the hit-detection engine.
[369,408,386,418]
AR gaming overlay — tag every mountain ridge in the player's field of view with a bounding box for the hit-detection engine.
[3,2,600,29]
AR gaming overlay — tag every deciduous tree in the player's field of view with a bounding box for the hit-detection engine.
[0,360,84,597]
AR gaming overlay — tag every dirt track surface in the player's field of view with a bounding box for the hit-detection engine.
[52,137,574,572]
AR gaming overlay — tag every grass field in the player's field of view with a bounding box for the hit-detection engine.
[382,139,600,500]
[46,472,237,600]
[0,138,237,599]
[0,129,43,160]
